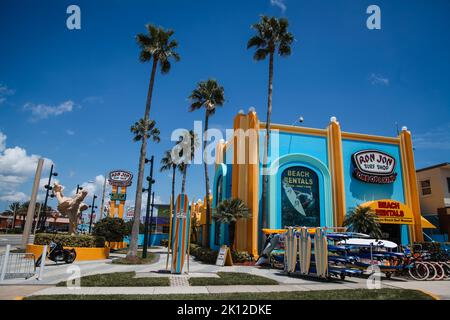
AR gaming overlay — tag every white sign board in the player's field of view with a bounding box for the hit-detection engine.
[215,246,228,266]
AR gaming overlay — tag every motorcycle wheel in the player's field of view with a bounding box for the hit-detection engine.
[65,250,76,264]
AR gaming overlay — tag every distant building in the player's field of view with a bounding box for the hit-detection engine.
[417,163,450,241]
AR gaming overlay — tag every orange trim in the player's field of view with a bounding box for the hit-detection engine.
[342,132,400,145]
[259,122,327,137]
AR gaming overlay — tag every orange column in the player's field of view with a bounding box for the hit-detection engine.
[399,128,423,242]
[327,118,346,227]
[118,187,126,218]
[109,186,117,217]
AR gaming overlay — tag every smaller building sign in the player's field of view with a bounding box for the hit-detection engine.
[361,200,413,225]
[352,150,397,184]
[108,170,133,187]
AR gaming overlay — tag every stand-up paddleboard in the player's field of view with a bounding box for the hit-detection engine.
[171,194,190,274]
[314,228,328,278]
[285,227,297,273]
[338,238,397,249]
[298,227,311,275]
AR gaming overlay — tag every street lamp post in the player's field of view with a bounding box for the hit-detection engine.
[38,164,58,231]
[148,192,155,252]
[142,156,155,259]
[88,195,98,233]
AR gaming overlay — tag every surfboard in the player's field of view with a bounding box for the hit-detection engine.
[298,227,311,275]
[285,227,297,273]
[338,238,397,249]
[314,228,328,278]
[282,181,306,216]
[171,194,190,274]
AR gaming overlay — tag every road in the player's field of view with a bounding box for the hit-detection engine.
[0,234,34,252]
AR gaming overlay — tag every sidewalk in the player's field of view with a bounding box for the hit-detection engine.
[19,279,447,299]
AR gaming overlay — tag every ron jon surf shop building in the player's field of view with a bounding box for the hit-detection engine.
[201,109,432,257]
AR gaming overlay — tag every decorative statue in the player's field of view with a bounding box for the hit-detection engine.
[53,183,88,234]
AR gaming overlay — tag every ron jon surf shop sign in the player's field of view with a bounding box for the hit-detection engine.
[352,150,397,184]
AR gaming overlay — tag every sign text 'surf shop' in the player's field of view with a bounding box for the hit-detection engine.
[352,150,397,184]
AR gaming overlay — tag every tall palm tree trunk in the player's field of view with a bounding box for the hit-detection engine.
[181,165,187,194]
[260,51,274,249]
[171,166,176,211]
[204,111,212,246]
[229,222,236,251]
[128,58,158,258]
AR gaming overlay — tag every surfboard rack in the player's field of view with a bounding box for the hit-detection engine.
[268,226,364,281]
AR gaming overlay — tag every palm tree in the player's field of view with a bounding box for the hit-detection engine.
[176,130,200,194]
[9,201,20,229]
[247,16,293,235]
[188,79,225,246]
[128,118,160,258]
[129,24,179,259]
[214,198,250,251]
[343,206,383,238]
[160,150,179,219]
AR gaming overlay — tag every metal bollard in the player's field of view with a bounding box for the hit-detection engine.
[37,245,47,281]
[0,244,11,282]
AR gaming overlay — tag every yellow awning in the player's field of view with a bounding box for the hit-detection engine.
[421,216,437,229]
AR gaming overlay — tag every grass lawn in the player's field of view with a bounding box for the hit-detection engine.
[189,272,278,286]
[112,252,159,265]
[26,289,434,300]
[55,272,170,287]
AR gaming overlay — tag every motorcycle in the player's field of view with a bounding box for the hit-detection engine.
[35,241,77,266]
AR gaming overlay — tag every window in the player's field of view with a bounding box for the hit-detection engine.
[420,180,432,196]
[447,177,450,193]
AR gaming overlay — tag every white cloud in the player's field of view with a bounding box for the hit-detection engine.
[270,0,287,13]
[0,132,6,152]
[413,123,450,150]
[66,129,75,136]
[23,100,75,121]
[369,73,389,86]
[0,84,15,105]
[70,175,108,197]
[0,131,53,204]
[0,191,28,202]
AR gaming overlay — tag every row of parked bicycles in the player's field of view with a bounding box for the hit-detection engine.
[405,244,450,281]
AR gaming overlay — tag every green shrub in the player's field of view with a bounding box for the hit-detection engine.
[34,233,105,248]
[124,219,145,235]
[93,217,127,242]
[231,250,253,263]
[189,244,218,264]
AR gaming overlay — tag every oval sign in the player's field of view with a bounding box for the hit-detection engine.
[353,150,396,175]
[352,150,397,184]
[108,170,133,187]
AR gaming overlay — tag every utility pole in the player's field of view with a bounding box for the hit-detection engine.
[99,173,107,221]
[88,195,98,233]
[142,156,155,259]
[21,158,44,248]
[38,164,58,232]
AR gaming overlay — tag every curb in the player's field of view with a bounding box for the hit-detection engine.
[417,289,440,301]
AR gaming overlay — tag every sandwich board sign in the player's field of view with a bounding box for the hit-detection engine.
[215,245,233,266]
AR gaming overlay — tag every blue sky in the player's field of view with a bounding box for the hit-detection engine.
[0,0,449,213]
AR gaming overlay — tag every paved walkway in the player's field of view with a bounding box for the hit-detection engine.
[16,279,448,299]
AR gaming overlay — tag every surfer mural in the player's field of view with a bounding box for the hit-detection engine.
[281,166,320,227]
